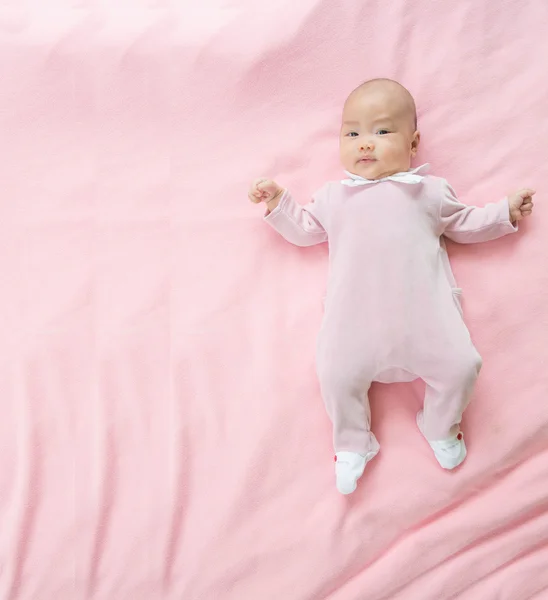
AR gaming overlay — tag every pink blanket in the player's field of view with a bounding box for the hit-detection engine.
[1,2,548,599]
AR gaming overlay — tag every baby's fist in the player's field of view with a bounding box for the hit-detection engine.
[248,178,283,204]
[508,188,535,223]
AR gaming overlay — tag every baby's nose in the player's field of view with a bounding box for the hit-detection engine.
[360,138,374,150]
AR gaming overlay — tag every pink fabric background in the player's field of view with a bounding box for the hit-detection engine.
[1,1,547,599]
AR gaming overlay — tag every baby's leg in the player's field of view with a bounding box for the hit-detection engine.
[316,338,380,456]
[419,344,482,441]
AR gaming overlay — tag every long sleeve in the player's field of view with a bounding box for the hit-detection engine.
[439,180,518,244]
[263,187,328,247]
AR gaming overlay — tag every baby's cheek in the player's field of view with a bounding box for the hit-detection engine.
[391,143,409,161]
[340,148,354,169]
[381,145,399,162]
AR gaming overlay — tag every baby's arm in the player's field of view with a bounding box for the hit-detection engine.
[439,180,522,244]
[249,178,328,247]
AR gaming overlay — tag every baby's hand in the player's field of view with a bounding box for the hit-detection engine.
[508,189,535,223]
[248,178,284,205]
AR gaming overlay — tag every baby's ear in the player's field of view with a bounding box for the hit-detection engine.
[410,131,421,156]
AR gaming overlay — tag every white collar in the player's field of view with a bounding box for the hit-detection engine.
[341,163,430,187]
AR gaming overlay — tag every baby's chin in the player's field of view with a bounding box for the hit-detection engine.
[346,161,409,180]
[347,161,391,180]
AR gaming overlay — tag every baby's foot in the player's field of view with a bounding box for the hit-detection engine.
[416,411,466,469]
[334,450,377,495]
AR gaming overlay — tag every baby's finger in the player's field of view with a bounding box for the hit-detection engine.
[257,181,274,193]
[258,180,280,195]
[254,178,269,189]
[250,182,267,195]
[251,178,267,194]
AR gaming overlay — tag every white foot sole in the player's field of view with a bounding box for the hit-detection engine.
[335,450,378,494]
[416,411,467,470]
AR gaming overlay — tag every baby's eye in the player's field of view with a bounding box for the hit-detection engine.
[376,129,390,135]
[346,131,359,137]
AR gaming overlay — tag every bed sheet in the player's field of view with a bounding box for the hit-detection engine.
[0,1,548,599]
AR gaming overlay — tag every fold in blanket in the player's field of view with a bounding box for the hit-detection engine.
[0,2,547,599]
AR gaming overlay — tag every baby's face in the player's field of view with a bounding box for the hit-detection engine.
[339,83,420,180]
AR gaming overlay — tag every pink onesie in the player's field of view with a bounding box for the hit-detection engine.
[264,168,517,455]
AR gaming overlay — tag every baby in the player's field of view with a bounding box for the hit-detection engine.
[248,79,535,495]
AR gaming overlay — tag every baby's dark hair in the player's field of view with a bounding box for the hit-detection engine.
[351,78,418,130]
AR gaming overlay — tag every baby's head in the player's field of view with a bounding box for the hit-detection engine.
[340,79,420,180]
